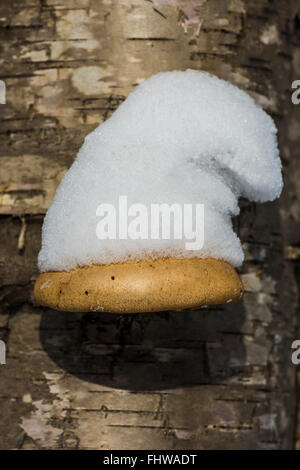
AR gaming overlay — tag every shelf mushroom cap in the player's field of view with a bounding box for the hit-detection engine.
[34,257,244,313]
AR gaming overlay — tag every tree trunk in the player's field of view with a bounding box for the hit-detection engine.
[0,0,300,450]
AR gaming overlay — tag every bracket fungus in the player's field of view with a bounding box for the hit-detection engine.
[34,70,283,313]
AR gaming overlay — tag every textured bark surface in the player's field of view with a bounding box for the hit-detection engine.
[0,0,300,450]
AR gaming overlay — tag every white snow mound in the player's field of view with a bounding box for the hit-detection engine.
[38,69,283,272]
